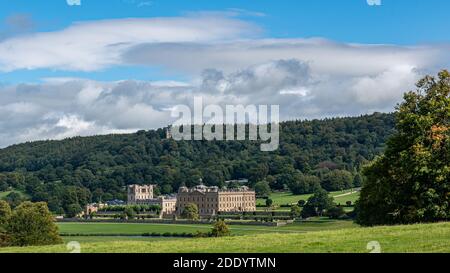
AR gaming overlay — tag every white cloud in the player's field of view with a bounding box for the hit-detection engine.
[0,59,424,147]
[124,39,448,78]
[0,15,448,147]
[0,16,259,71]
[67,0,81,6]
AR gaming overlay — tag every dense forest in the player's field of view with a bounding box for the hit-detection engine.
[0,112,395,215]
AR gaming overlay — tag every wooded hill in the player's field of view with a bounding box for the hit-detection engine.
[0,112,395,215]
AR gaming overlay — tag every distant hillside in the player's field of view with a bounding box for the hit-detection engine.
[0,112,395,214]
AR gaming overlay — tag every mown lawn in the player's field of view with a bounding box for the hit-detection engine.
[0,189,30,199]
[1,222,448,253]
[61,236,186,243]
[56,218,357,236]
[257,190,360,206]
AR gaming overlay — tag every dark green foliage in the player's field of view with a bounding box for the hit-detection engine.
[353,173,364,188]
[254,181,271,198]
[98,204,161,213]
[181,203,199,220]
[0,200,11,229]
[0,113,394,213]
[211,220,230,237]
[321,170,353,191]
[65,203,83,218]
[265,198,273,207]
[123,207,136,219]
[0,180,7,192]
[327,206,346,219]
[0,201,11,246]
[301,188,335,218]
[288,174,321,194]
[290,205,301,218]
[4,192,25,208]
[6,202,62,246]
[357,71,450,226]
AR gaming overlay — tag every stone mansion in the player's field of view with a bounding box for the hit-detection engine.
[177,185,256,216]
[127,184,256,217]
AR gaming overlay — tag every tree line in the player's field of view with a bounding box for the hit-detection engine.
[0,112,395,216]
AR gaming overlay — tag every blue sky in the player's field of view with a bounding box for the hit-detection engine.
[1,0,449,44]
[0,0,449,146]
[1,0,449,83]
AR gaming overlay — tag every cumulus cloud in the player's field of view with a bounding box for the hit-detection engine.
[123,39,449,77]
[0,15,259,71]
[0,14,448,147]
[0,59,423,147]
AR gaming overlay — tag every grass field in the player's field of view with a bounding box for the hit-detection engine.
[1,222,448,253]
[57,218,358,236]
[61,236,186,243]
[0,189,30,199]
[257,190,360,206]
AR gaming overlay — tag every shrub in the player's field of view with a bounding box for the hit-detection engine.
[124,207,136,219]
[181,203,199,220]
[301,188,334,218]
[211,220,230,237]
[194,231,210,238]
[254,181,271,198]
[0,200,11,228]
[6,202,63,246]
[327,206,346,219]
[290,205,301,218]
[65,203,83,218]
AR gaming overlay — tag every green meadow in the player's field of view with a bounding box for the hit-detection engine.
[256,190,360,206]
[0,190,30,199]
[57,218,357,236]
[1,222,448,253]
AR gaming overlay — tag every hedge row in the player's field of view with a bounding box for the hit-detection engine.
[60,232,197,237]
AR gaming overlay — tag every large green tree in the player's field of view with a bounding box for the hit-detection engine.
[181,203,200,220]
[0,200,11,228]
[357,71,450,226]
[301,188,334,218]
[254,181,271,198]
[321,170,353,191]
[6,202,62,246]
[0,201,12,246]
[211,220,230,237]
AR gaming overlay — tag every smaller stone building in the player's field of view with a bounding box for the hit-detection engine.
[127,184,176,215]
[127,184,155,204]
[83,203,107,217]
[146,196,177,215]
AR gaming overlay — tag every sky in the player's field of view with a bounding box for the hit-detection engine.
[0,0,449,147]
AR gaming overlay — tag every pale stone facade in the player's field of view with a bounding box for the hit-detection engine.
[127,184,256,217]
[127,184,155,204]
[146,196,177,215]
[176,185,256,216]
[127,184,176,215]
[81,203,107,217]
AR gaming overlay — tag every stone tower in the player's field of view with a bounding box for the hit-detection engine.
[127,184,155,204]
